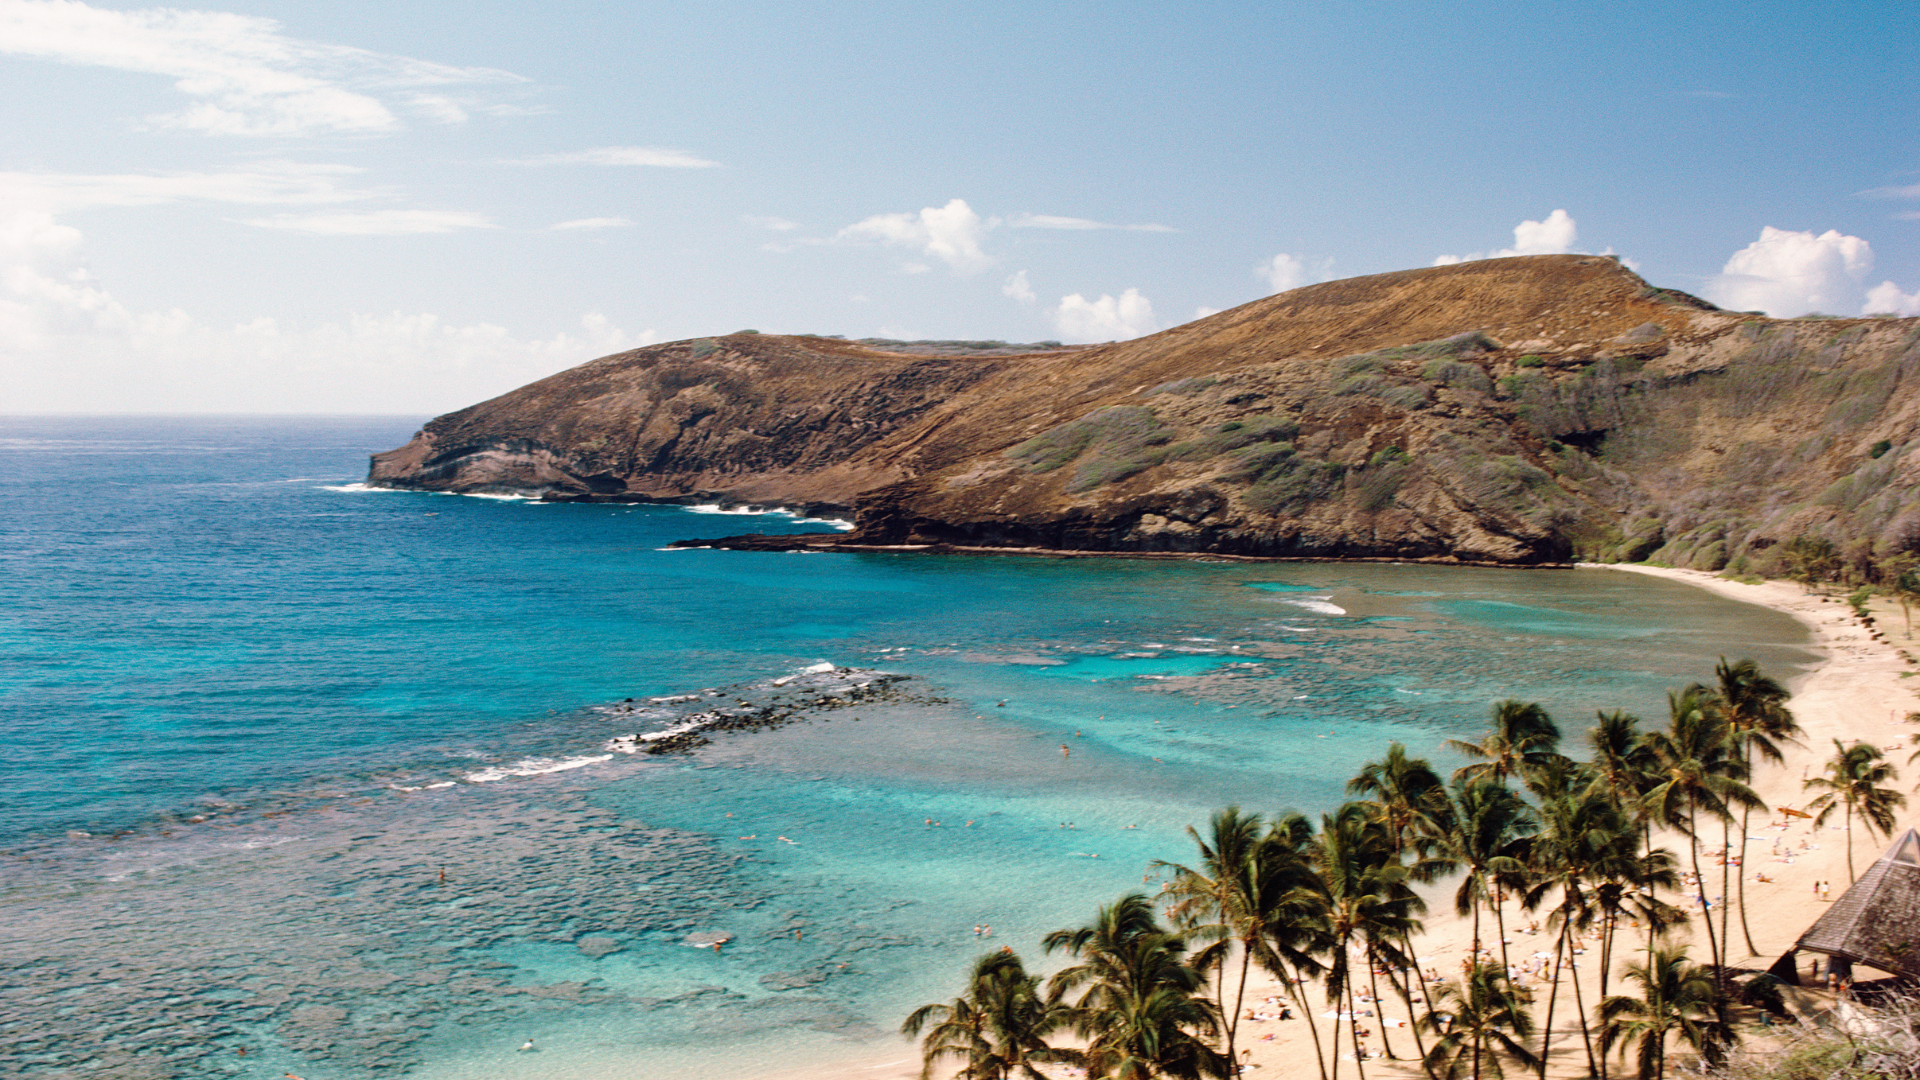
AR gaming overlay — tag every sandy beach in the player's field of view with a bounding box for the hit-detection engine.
[807,563,1919,1080]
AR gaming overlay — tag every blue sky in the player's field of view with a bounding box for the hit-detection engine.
[4,0,1918,412]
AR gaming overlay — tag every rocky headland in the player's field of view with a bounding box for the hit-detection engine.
[368,255,1920,572]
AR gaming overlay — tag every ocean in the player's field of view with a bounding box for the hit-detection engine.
[0,415,1814,1080]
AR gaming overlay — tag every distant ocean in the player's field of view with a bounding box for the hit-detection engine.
[0,415,1814,1080]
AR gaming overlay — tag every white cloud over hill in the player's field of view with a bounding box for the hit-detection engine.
[1052,288,1156,342]
[1704,226,1876,316]
[1433,209,1580,265]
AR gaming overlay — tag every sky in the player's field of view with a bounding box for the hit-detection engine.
[4,0,1919,414]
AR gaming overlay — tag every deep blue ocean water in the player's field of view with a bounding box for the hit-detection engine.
[0,416,1815,1080]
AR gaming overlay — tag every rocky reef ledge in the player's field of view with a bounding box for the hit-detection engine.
[601,666,952,756]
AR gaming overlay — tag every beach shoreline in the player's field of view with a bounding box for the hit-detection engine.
[769,563,1919,1080]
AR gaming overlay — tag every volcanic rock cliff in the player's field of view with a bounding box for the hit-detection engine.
[368,255,1920,571]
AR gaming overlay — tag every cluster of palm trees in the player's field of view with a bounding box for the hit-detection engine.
[903,659,1915,1080]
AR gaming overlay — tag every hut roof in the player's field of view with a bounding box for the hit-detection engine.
[1793,827,1920,979]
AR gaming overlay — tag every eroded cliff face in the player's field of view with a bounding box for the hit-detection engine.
[369,255,1920,570]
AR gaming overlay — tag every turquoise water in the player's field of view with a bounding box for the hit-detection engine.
[0,416,1814,1080]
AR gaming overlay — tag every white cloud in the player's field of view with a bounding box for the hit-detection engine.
[1052,288,1157,342]
[504,146,721,168]
[0,0,524,137]
[550,217,633,231]
[0,163,371,213]
[1510,209,1578,255]
[1703,226,1875,316]
[239,209,497,235]
[1009,213,1176,233]
[1434,209,1581,265]
[1002,270,1035,305]
[1256,253,1308,292]
[1194,306,1222,319]
[1864,281,1920,317]
[0,209,652,412]
[837,197,993,274]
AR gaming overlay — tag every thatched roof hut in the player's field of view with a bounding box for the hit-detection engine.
[1770,828,1920,985]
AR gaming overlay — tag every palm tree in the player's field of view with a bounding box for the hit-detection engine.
[1596,946,1735,1080]
[1584,709,1684,994]
[1420,961,1540,1080]
[1154,806,1286,1074]
[1310,803,1420,1077]
[1434,775,1536,974]
[903,950,1069,1080]
[1641,685,1762,978]
[1805,739,1907,882]
[1254,812,1339,1080]
[1448,701,1564,787]
[1350,742,1449,858]
[1044,894,1230,1080]
[1712,658,1798,956]
[1348,743,1450,1065]
[1586,845,1684,1062]
[1523,760,1628,1079]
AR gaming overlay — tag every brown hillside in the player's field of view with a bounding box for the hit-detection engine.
[368,255,1920,570]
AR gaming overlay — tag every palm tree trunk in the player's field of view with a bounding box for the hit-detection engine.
[1365,943,1396,1060]
[1596,905,1615,1080]
[1688,808,1721,974]
[1492,890,1514,976]
[1345,953,1368,1080]
[1566,918,1598,1079]
[1278,955,1331,1080]
[1737,802,1758,955]
[1537,907,1568,1080]
[1393,927,1434,1074]
[1471,880,1483,960]
[1222,944,1248,1080]
[1719,815,1734,962]
[1643,823,1657,976]
[1472,1006,1483,1080]
[1736,739,1759,956]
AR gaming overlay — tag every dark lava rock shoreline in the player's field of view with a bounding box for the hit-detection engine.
[601,666,953,756]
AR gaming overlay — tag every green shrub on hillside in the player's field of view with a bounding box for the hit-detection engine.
[1420,358,1495,396]
[1244,458,1346,513]
[1008,406,1172,492]
[1162,417,1301,461]
[1350,447,1411,511]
